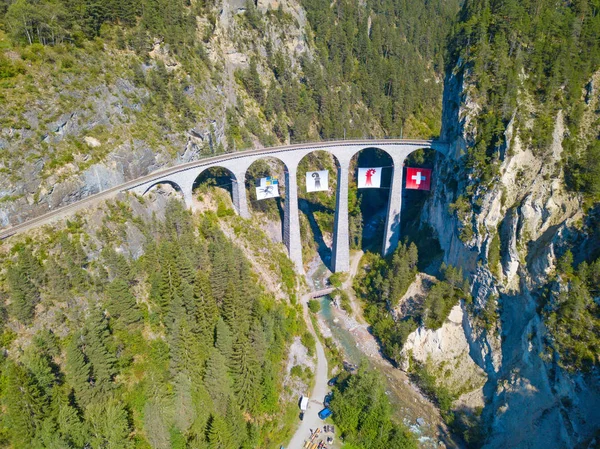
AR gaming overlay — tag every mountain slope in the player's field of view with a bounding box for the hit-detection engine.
[0,0,459,227]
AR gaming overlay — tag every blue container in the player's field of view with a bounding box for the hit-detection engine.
[318,408,332,420]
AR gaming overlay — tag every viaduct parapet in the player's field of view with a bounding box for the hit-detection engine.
[128,140,449,273]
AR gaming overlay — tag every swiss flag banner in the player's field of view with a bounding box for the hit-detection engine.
[406,167,432,190]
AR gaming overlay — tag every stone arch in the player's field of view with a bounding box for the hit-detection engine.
[295,150,341,271]
[398,146,442,267]
[142,180,188,205]
[349,147,395,252]
[142,179,184,196]
[244,156,288,214]
[243,156,288,242]
[192,166,241,214]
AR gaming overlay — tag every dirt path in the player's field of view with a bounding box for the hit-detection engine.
[287,293,329,449]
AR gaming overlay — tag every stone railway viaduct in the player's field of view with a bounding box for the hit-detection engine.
[128,139,449,273]
[0,139,448,272]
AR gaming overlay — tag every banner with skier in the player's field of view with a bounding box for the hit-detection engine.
[255,176,280,200]
[357,167,382,188]
[306,170,329,192]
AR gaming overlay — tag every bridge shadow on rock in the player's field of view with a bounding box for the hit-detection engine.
[299,198,333,271]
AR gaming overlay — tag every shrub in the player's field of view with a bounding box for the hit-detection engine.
[307,299,321,313]
[301,331,315,356]
[0,55,25,79]
[328,272,348,288]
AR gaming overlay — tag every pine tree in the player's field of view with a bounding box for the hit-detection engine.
[209,241,230,301]
[84,310,116,397]
[85,397,133,449]
[221,280,238,330]
[65,336,91,407]
[204,349,232,415]
[45,256,69,296]
[106,277,141,326]
[32,417,69,449]
[143,400,171,449]
[7,262,40,324]
[170,313,205,377]
[215,317,233,362]
[4,361,47,446]
[231,335,260,411]
[19,247,44,284]
[101,247,131,281]
[173,372,196,434]
[22,347,57,395]
[225,397,247,449]
[206,414,233,449]
[178,252,196,288]
[194,270,218,349]
[157,241,181,315]
[56,389,87,448]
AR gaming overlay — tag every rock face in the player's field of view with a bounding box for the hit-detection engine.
[402,304,487,410]
[408,63,600,448]
[0,0,311,228]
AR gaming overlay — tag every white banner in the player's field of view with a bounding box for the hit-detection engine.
[306,170,329,192]
[357,167,382,188]
[255,177,280,200]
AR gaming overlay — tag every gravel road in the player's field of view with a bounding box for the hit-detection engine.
[286,294,329,449]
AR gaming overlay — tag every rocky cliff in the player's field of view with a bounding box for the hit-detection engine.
[404,62,600,448]
[0,0,312,228]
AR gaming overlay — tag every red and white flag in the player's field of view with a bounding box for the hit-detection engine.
[406,167,432,190]
[357,167,382,188]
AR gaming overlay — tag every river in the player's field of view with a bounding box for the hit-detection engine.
[315,291,459,448]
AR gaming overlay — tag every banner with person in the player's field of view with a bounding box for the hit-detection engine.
[255,177,280,200]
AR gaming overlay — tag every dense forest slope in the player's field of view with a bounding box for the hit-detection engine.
[0,191,305,448]
[0,0,459,227]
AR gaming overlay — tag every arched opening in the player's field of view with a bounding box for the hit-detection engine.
[296,150,339,273]
[244,157,287,242]
[400,147,443,270]
[144,180,186,204]
[349,147,394,253]
[192,167,238,216]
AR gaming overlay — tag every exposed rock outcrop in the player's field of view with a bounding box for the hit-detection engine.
[0,0,311,228]
[408,63,600,448]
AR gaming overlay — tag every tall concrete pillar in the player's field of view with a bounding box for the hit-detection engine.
[283,164,304,273]
[382,156,406,258]
[231,171,250,218]
[332,160,350,272]
[182,189,195,209]
[174,177,195,210]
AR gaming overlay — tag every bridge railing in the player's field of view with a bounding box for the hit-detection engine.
[198,135,441,158]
